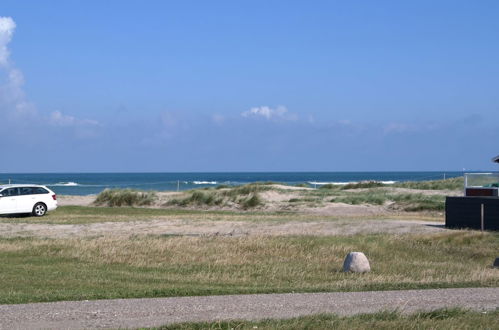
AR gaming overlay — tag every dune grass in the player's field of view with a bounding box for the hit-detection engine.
[316,177,463,191]
[329,191,446,211]
[285,178,462,212]
[155,308,499,330]
[301,188,446,212]
[393,177,463,190]
[76,178,463,212]
[168,179,453,212]
[167,183,269,209]
[320,181,386,190]
[0,231,497,304]
[94,189,157,207]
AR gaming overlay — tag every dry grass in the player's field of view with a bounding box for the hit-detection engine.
[160,308,499,330]
[2,205,440,225]
[1,231,497,304]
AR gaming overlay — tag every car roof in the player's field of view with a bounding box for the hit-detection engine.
[0,184,48,189]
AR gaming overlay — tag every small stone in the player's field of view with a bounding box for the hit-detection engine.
[493,258,499,268]
[343,252,371,273]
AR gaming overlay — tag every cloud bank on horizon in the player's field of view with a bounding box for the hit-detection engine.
[0,3,498,173]
[241,106,298,121]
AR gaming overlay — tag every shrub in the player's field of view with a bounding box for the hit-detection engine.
[341,181,386,190]
[167,183,265,209]
[94,189,157,207]
[319,184,339,190]
[221,183,272,197]
[168,191,223,207]
[241,193,262,209]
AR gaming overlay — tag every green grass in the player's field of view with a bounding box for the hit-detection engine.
[0,231,497,304]
[153,308,499,329]
[393,177,463,190]
[329,191,446,211]
[94,189,157,207]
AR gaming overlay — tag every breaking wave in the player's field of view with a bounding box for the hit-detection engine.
[51,182,80,186]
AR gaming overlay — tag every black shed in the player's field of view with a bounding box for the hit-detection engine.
[445,155,499,230]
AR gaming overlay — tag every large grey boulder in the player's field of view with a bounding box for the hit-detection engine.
[343,252,371,273]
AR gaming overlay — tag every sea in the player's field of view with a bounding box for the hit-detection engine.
[0,172,465,196]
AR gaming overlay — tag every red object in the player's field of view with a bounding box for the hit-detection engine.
[465,188,496,197]
[52,194,57,200]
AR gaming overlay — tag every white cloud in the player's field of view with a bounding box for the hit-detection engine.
[0,17,37,118]
[0,17,15,67]
[0,17,100,136]
[241,105,298,121]
[49,111,99,127]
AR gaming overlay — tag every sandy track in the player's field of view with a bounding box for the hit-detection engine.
[0,218,447,238]
[1,288,497,329]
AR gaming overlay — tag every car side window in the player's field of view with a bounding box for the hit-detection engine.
[20,187,34,195]
[33,187,49,194]
[2,188,19,196]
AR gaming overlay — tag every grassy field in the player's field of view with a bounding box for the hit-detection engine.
[0,177,496,329]
[1,176,494,325]
[0,205,254,224]
[155,308,499,330]
[0,231,497,304]
[0,205,441,225]
[0,205,319,224]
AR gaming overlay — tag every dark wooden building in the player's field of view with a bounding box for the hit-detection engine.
[445,155,499,230]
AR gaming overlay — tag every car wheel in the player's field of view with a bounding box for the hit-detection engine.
[32,203,47,217]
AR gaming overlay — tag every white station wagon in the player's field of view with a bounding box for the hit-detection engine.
[0,184,58,216]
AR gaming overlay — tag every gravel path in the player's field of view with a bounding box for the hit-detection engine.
[1,288,497,329]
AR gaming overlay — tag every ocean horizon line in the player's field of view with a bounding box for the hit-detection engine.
[0,170,480,175]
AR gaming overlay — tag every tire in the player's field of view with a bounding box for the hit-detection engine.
[32,203,47,217]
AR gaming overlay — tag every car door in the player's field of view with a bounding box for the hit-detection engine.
[0,188,19,214]
[17,187,37,213]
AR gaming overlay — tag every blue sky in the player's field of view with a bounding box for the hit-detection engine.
[1,1,498,172]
